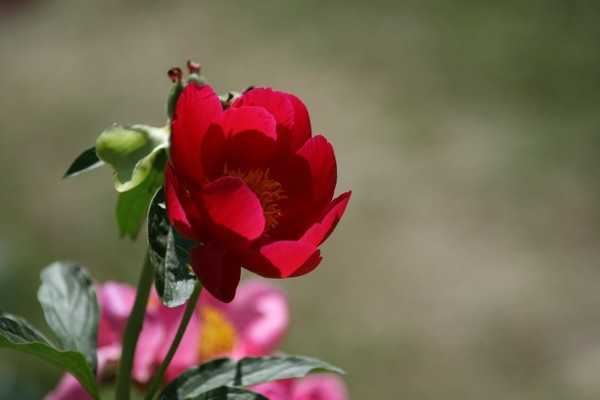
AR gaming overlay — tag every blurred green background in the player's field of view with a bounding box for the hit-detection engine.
[1,0,599,399]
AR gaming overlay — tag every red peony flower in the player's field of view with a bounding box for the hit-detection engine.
[166,83,351,302]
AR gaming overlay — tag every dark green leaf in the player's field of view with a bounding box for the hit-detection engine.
[95,124,169,192]
[158,356,344,400]
[37,261,99,374]
[158,358,237,400]
[186,387,268,400]
[63,146,104,178]
[116,150,166,240]
[235,355,345,387]
[148,187,197,307]
[0,311,100,399]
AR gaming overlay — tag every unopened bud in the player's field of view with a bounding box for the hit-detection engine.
[219,91,242,109]
[167,67,183,83]
[187,60,202,75]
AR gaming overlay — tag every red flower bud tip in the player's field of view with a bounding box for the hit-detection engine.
[187,60,202,74]
[167,67,183,83]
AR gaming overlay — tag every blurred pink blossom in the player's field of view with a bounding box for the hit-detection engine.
[151,279,290,381]
[45,282,165,399]
[252,374,348,400]
[45,280,289,399]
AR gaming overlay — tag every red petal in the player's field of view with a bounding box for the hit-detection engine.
[191,244,241,303]
[242,240,322,278]
[232,88,294,132]
[273,135,337,239]
[300,191,351,246]
[171,83,222,187]
[232,88,314,162]
[200,176,265,248]
[215,106,277,141]
[199,123,227,181]
[165,163,204,242]
[296,135,337,212]
[202,106,277,176]
[287,93,312,153]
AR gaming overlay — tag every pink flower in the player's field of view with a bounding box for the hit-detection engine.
[150,279,289,381]
[46,282,166,400]
[252,374,348,400]
[45,280,289,399]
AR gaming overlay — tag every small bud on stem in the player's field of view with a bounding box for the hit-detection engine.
[187,60,202,75]
[167,67,183,83]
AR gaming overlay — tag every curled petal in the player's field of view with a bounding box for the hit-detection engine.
[232,88,294,133]
[200,176,266,247]
[300,191,351,247]
[171,83,222,187]
[243,240,322,278]
[213,106,277,141]
[233,88,313,160]
[191,243,242,303]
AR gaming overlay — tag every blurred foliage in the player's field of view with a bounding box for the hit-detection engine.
[1,0,599,399]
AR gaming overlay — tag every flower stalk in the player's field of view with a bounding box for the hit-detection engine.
[144,281,203,400]
[115,251,155,400]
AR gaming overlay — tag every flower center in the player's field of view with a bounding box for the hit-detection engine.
[198,306,237,361]
[224,165,287,232]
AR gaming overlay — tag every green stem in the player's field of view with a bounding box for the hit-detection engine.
[144,282,202,400]
[115,251,155,400]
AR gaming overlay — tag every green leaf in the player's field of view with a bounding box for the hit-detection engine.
[116,150,166,240]
[37,261,99,374]
[158,358,236,400]
[186,387,268,400]
[63,146,104,178]
[148,187,198,308]
[0,311,100,400]
[235,355,345,386]
[158,356,344,400]
[95,124,169,192]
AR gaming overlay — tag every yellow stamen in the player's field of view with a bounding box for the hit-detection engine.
[197,306,237,361]
[224,165,287,232]
[147,295,160,311]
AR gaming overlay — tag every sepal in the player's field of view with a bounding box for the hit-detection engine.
[95,124,169,192]
[63,146,104,178]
